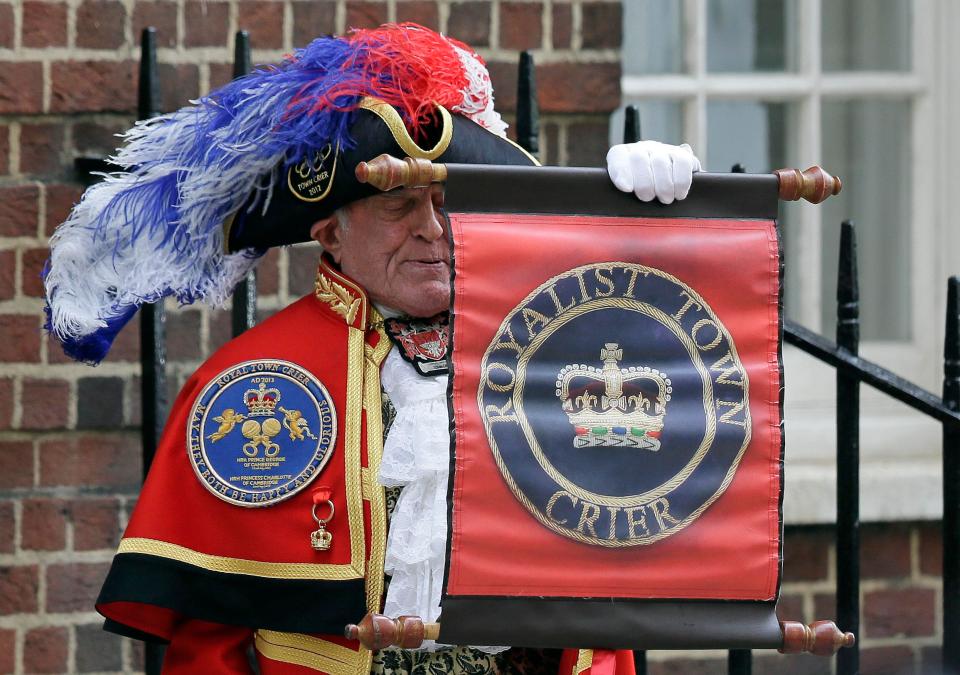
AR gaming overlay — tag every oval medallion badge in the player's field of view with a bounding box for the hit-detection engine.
[478,263,751,547]
[188,360,337,507]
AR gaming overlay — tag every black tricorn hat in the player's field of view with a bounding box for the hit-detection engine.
[226,98,538,252]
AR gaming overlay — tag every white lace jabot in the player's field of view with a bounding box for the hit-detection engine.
[377,346,506,653]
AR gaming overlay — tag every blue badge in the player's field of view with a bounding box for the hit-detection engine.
[479,263,751,547]
[187,360,337,507]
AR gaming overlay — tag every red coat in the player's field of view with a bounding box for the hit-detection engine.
[98,259,392,673]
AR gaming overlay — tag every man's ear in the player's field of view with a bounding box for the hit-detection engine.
[310,214,343,263]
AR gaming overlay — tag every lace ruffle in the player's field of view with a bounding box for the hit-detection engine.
[378,348,506,654]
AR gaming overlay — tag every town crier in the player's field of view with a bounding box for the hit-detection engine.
[43,23,700,674]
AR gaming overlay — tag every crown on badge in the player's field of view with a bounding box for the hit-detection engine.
[556,343,672,450]
[245,382,281,417]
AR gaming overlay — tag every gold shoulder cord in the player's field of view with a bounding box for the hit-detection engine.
[255,316,392,674]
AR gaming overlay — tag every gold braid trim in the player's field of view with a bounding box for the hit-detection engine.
[316,274,361,325]
[255,630,367,675]
[344,327,368,574]
[116,538,362,580]
[574,649,594,675]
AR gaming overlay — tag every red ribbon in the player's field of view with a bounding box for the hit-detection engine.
[312,486,332,503]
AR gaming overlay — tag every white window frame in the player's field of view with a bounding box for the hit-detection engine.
[620,0,959,523]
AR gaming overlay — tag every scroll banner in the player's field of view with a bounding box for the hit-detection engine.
[439,166,784,650]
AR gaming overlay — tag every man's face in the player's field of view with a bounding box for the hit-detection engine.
[312,184,450,317]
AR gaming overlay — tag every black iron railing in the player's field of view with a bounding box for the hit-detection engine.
[74,31,960,675]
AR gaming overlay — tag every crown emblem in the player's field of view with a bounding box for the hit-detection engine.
[556,343,671,450]
[244,381,281,417]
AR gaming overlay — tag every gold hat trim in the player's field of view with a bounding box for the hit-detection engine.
[358,97,453,160]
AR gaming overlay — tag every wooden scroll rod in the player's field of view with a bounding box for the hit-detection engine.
[345,613,855,656]
[355,155,842,205]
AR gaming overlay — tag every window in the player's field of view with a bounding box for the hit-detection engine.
[615,0,955,523]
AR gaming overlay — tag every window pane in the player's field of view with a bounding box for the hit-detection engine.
[623,0,685,74]
[609,100,685,146]
[820,100,911,341]
[707,0,797,72]
[706,101,789,172]
[822,0,911,72]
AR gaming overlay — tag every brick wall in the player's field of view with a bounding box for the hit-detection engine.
[644,523,945,675]
[0,0,620,672]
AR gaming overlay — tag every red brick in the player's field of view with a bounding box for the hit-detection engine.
[499,2,542,50]
[21,498,68,551]
[775,593,805,623]
[0,377,10,431]
[0,440,34,489]
[0,184,40,236]
[861,523,912,579]
[288,245,320,297]
[76,623,123,671]
[864,587,936,638]
[919,521,941,576]
[208,308,233,352]
[239,1,284,49]
[159,63,199,112]
[537,62,620,113]
[184,2,230,47]
[101,313,140,363]
[0,628,13,674]
[543,121,559,166]
[39,435,140,489]
[77,0,127,49]
[293,1,336,47]
[552,3,572,49]
[20,378,70,430]
[448,2,490,47]
[72,121,125,157]
[51,61,137,113]
[581,2,621,49]
[0,62,44,114]
[395,1,439,30]
[208,62,235,90]
[781,527,831,582]
[0,124,9,174]
[0,5,12,48]
[23,2,68,47]
[566,120,609,167]
[24,626,68,673]
[0,315,41,362]
[133,1,179,48]
[347,1,388,29]
[0,502,14,554]
[44,183,83,237]
[71,498,121,550]
[45,562,110,612]
[20,123,66,176]
[257,247,281,295]
[167,309,203,360]
[0,565,39,615]
[0,251,13,301]
[20,247,48,298]
[812,592,835,623]
[859,646,914,675]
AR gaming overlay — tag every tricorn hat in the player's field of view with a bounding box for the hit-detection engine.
[44,23,536,364]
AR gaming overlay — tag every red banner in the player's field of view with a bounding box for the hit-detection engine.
[447,214,782,604]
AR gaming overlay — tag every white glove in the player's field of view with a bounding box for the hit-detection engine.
[606,141,702,204]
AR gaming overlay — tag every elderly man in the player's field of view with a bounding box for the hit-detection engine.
[44,24,700,675]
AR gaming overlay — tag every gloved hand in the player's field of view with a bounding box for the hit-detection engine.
[606,141,702,204]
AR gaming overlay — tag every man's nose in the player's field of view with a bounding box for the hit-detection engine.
[409,197,446,242]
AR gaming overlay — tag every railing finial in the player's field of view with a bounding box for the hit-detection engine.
[516,50,539,158]
[138,27,160,120]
